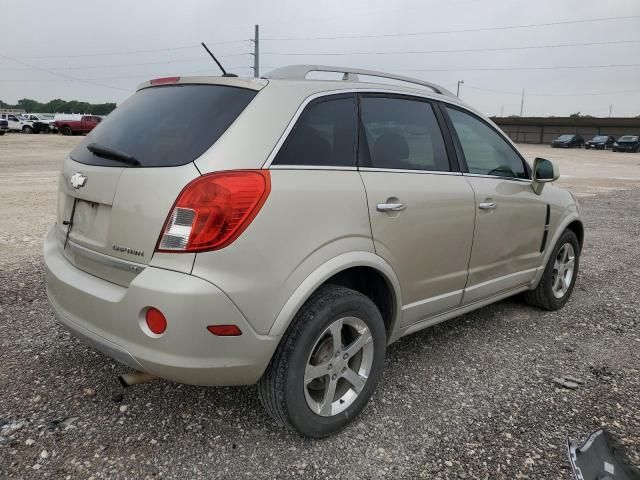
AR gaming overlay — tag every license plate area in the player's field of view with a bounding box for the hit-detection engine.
[67,198,112,248]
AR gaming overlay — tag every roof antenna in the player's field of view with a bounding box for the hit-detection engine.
[201,42,238,77]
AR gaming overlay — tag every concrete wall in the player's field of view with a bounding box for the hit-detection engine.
[491,117,640,144]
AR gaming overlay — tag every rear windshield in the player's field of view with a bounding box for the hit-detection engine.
[619,136,638,141]
[70,84,257,167]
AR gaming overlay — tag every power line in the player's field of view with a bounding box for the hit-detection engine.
[0,65,254,83]
[400,63,640,73]
[9,39,248,60]
[0,53,133,92]
[464,85,640,97]
[3,53,250,72]
[261,39,640,56]
[261,15,640,41]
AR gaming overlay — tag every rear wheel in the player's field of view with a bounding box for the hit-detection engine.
[258,285,386,438]
[524,229,580,310]
[22,125,33,134]
[61,126,72,136]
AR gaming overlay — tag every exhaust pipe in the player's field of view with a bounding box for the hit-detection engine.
[118,371,157,388]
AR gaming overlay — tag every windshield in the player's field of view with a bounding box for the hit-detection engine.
[557,135,573,141]
[592,136,607,141]
[70,84,257,168]
[619,136,638,142]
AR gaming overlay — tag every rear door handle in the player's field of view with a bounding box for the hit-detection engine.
[478,201,497,210]
[377,203,406,212]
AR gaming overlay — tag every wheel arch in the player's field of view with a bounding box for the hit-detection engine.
[566,219,584,250]
[531,212,583,287]
[268,252,402,343]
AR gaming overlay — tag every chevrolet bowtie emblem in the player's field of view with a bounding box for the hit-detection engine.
[70,172,87,189]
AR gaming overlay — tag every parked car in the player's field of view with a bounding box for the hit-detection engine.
[44,66,583,438]
[24,114,57,133]
[585,135,616,150]
[53,115,102,135]
[0,113,34,133]
[551,134,584,148]
[31,121,53,134]
[612,135,640,152]
[0,119,8,135]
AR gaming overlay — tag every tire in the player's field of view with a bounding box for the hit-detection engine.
[22,125,33,134]
[524,229,580,311]
[258,284,386,438]
[61,126,72,136]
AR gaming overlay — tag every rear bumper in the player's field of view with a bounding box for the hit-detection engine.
[44,226,279,386]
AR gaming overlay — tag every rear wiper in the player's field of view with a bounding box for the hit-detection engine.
[87,142,140,167]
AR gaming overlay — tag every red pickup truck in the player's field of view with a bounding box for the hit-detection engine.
[54,115,102,136]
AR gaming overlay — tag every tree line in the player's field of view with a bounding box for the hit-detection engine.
[0,98,117,116]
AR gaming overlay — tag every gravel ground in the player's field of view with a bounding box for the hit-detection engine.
[0,134,639,478]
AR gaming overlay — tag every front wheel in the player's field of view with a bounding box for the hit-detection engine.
[22,125,33,134]
[61,126,72,136]
[524,229,580,310]
[258,285,386,438]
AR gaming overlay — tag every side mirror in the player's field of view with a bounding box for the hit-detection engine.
[533,157,559,183]
[532,157,559,194]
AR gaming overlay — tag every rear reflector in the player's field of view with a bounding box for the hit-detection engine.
[156,170,270,253]
[150,76,180,85]
[207,325,242,336]
[145,308,167,334]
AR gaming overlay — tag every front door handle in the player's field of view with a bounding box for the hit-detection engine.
[478,201,497,210]
[377,203,406,212]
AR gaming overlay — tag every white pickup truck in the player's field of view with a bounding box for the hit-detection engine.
[0,113,34,133]
[23,113,57,132]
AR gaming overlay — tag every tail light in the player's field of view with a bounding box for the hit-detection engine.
[156,170,270,253]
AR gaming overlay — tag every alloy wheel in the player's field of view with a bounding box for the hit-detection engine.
[551,243,575,299]
[304,316,374,417]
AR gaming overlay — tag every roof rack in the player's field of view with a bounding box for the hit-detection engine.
[265,65,456,97]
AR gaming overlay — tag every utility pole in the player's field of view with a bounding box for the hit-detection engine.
[250,24,260,78]
[520,89,525,117]
[609,104,613,118]
[456,80,464,97]
[500,105,504,117]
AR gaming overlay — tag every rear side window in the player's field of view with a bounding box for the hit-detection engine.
[272,95,356,167]
[359,96,450,172]
[446,107,528,179]
[71,85,257,167]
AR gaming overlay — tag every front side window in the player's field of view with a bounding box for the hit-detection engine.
[359,96,450,171]
[446,107,528,179]
[272,95,356,167]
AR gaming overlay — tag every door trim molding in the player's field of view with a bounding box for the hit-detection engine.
[401,289,464,328]
[399,284,530,339]
[462,267,538,305]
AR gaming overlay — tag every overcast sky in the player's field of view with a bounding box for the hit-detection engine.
[2,0,639,117]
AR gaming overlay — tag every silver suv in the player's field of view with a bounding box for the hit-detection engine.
[44,66,583,437]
